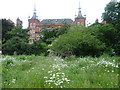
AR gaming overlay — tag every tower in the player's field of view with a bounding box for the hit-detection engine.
[28,4,40,44]
[75,2,86,26]
[28,4,39,28]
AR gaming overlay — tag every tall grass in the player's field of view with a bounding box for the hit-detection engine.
[1,55,119,88]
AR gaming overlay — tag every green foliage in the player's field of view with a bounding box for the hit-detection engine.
[102,1,120,30]
[2,59,14,68]
[89,24,116,46]
[89,24,119,55]
[50,26,105,57]
[41,23,71,44]
[56,23,70,36]
[42,28,58,44]
[2,26,29,55]
[3,37,28,55]
[2,19,14,44]
[29,41,48,56]
[2,55,119,88]
[102,1,120,55]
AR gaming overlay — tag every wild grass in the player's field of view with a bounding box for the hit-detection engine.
[1,55,119,88]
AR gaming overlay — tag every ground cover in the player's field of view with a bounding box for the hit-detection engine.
[0,55,119,88]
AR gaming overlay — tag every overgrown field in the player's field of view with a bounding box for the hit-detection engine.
[0,55,119,88]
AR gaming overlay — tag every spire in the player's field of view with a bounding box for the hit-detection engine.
[78,2,81,11]
[31,4,38,19]
[76,2,84,19]
[34,4,36,11]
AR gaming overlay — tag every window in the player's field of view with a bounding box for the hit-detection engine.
[30,30,35,34]
[30,30,32,33]
[30,23,32,27]
[32,30,35,33]
[34,23,36,27]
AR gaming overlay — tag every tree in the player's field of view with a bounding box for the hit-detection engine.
[50,26,105,57]
[3,37,28,55]
[30,41,48,55]
[102,1,120,55]
[2,26,29,55]
[102,1,120,30]
[41,23,71,44]
[2,19,14,44]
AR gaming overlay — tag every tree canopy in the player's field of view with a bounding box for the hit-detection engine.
[102,1,120,55]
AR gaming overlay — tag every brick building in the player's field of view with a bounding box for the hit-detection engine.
[16,17,23,26]
[28,3,86,44]
[7,19,15,25]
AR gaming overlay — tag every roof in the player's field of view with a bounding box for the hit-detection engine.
[76,11,84,19]
[31,12,38,19]
[39,19,74,24]
[7,19,15,25]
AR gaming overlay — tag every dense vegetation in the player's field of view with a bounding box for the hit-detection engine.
[1,55,119,88]
[50,26,105,57]
[102,1,120,55]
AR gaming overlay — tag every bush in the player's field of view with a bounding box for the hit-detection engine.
[88,24,119,55]
[29,41,48,56]
[50,26,105,57]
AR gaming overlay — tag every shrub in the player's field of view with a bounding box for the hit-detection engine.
[50,26,105,57]
[30,41,48,56]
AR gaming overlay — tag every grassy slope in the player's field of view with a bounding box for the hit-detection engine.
[1,55,119,88]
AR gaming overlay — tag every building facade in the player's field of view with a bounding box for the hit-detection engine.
[16,17,23,26]
[28,3,86,44]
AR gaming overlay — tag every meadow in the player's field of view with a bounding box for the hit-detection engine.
[0,55,119,88]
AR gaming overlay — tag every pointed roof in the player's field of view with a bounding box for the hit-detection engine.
[31,4,38,19]
[76,2,84,19]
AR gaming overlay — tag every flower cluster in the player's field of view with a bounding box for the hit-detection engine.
[44,57,70,88]
[0,56,16,63]
[12,79,16,84]
[96,58,118,68]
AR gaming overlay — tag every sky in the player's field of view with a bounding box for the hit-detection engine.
[0,0,119,28]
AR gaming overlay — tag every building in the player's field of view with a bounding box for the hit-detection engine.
[7,19,15,25]
[16,17,23,26]
[28,3,86,44]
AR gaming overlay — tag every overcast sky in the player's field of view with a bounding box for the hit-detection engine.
[0,0,119,28]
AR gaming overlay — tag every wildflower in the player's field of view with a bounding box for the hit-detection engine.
[60,86,63,88]
[48,71,52,73]
[44,77,48,79]
[111,70,114,72]
[53,74,55,77]
[32,68,34,70]
[12,79,16,83]
[56,75,59,77]
[116,65,119,68]
[66,79,70,82]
